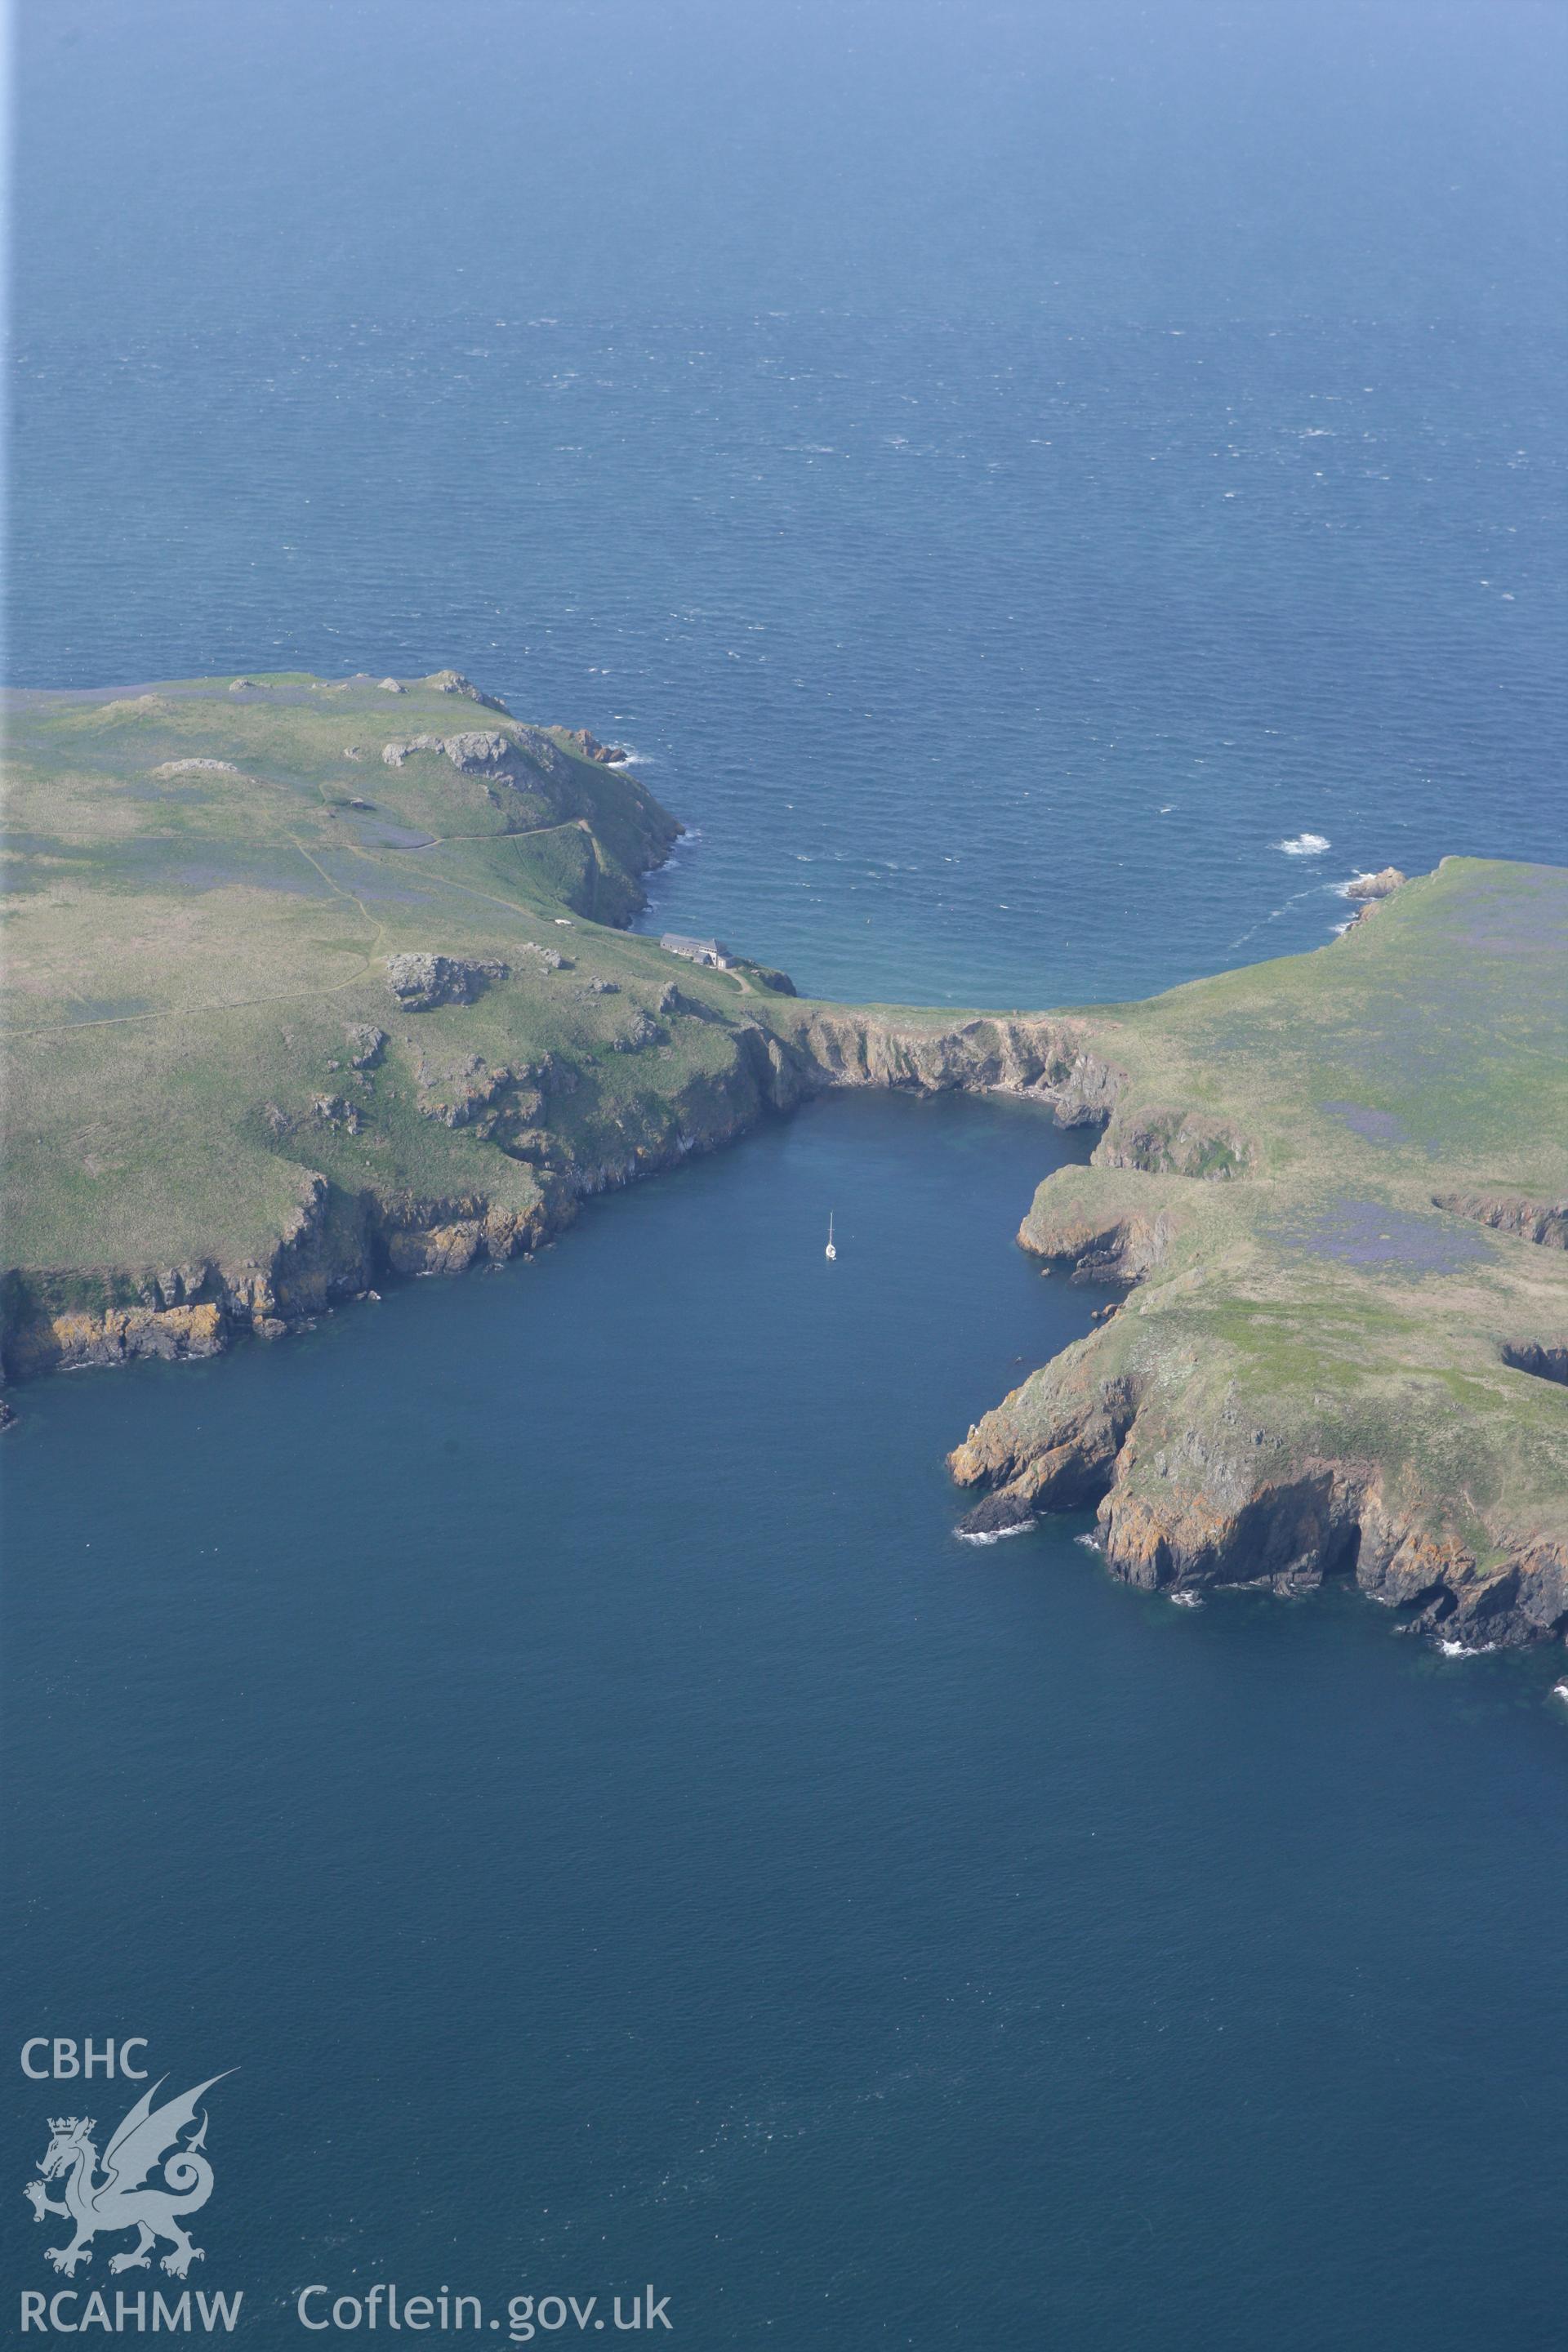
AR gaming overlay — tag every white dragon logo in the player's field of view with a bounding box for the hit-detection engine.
[24,2074,230,2279]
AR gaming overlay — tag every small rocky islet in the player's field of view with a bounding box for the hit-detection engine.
[4,672,1565,1658]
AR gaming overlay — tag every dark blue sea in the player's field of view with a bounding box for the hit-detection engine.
[7,3,1568,2343]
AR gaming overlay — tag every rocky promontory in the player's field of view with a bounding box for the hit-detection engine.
[5,675,1566,1663]
[0,674,1126,1383]
[947,859,1568,1651]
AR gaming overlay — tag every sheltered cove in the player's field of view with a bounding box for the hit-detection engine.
[4,674,1566,1651]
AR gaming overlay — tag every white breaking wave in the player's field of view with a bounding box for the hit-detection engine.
[1275,832,1331,857]
[956,1521,1034,1546]
[1169,1590,1205,1609]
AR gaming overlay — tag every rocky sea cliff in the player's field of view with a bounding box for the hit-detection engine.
[6,675,1566,1660]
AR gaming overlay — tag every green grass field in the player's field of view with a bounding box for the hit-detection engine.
[5,673,1565,1626]
[1,671,790,1317]
[947,858,1568,1617]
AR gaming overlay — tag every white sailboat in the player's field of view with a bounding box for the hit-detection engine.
[825,1212,836,1262]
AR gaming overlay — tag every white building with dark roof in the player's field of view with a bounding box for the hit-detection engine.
[660,934,734,969]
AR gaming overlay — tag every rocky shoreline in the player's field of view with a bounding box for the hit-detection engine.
[947,1237,1568,1655]
[2,1006,1114,1384]
[21,969,1566,1660]
[7,675,1565,1668]
[947,1157,1568,1655]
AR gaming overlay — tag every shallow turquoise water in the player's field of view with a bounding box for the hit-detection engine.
[7,2,1568,2341]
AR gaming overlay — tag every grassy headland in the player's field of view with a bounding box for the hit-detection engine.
[4,673,1565,1649]
[949,858,1568,1647]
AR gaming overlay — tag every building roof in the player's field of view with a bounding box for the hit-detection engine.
[661,934,730,956]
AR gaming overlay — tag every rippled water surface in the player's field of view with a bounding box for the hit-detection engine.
[7,2,1568,2343]
[10,312,1565,1005]
[7,1097,1568,2350]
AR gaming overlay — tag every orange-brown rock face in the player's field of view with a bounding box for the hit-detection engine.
[1098,1472,1357,1596]
[949,1345,1141,1537]
[8,1301,226,1375]
[779,1009,1124,1125]
[950,1330,1568,1649]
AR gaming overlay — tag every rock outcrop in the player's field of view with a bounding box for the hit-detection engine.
[1433,1191,1568,1250]
[948,1328,1568,1646]
[775,1009,1124,1122]
[1346,866,1407,901]
[418,670,511,713]
[559,728,630,765]
[345,1024,387,1068]
[384,953,508,1010]
[1018,1179,1179,1282]
[381,731,511,772]
[7,1301,227,1375]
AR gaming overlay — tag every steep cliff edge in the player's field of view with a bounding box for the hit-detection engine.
[5,679,1566,1663]
[948,859,1568,1650]
[768,1006,1124,1123]
[0,675,1122,1381]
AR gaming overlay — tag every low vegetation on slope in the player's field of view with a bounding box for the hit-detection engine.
[5,675,1564,1649]
[950,859,1568,1646]
[0,670,803,1355]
